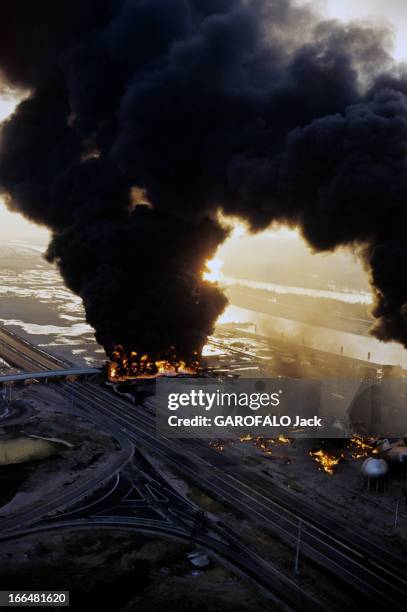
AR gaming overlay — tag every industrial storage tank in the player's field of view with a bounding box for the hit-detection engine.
[361,458,389,492]
[384,446,407,468]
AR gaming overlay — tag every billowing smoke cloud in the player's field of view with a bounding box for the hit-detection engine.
[0,0,406,363]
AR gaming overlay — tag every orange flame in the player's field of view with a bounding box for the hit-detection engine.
[107,345,200,381]
[347,435,377,459]
[309,449,343,475]
[238,434,291,455]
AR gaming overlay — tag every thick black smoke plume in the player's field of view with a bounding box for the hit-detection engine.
[0,0,406,363]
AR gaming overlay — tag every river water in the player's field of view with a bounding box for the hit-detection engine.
[0,240,406,369]
[222,275,372,304]
[217,305,407,368]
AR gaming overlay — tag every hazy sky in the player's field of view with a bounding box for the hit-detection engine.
[0,1,406,245]
[0,89,49,242]
[323,0,407,60]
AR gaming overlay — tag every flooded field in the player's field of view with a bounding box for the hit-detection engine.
[217,305,407,368]
[0,239,405,370]
[222,275,372,305]
[0,241,103,366]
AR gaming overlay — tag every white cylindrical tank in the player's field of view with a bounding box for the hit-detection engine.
[361,457,389,480]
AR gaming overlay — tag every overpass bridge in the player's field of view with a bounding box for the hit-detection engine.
[0,367,102,384]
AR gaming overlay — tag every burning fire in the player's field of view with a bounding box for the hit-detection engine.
[209,440,225,452]
[309,449,343,475]
[348,435,378,459]
[107,346,200,381]
[238,434,291,455]
[277,434,291,444]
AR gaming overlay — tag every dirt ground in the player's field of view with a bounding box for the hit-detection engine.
[0,530,282,612]
[0,384,119,520]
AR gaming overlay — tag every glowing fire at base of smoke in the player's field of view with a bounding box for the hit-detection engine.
[107,346,200,381]
[309,449,344,475]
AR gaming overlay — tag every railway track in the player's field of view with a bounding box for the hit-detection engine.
[1,328,407,608]
[66,379,407,608]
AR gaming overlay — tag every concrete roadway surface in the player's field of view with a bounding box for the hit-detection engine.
[0,367,101,383]
[68,380,407,609]
[2,431,325,612]
[0,327,324,611]
[0,326,406,609]
[0,405,133,535]
[0,326,67,372]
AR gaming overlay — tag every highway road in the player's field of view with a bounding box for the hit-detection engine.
[0,403,133,534]
[69,380,407,607]
[0,326,68,371]
[1,326,407,609]
[58,380,329,611]
[0,328,133,534]
[0,367,101,383]
[0,327,324,611]
[30,461,313,611]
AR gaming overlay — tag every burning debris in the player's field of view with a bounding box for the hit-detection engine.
[107,345,200,381]
[256,439,273,455]
[209,433,293,456]
[239,434,253,443]
[238,434,292,456]
[209,440,225,453]
[347,436,378,460]
[310,436,379,474]
[277,435,291,445]
[309,449,344,475]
